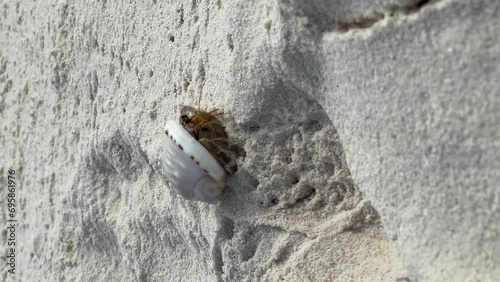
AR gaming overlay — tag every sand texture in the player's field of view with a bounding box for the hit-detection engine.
[1,0,499,281]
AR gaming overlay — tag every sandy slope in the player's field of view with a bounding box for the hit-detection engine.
[0,0,498,281]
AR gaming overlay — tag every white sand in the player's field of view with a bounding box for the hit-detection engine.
[1,0,498,281]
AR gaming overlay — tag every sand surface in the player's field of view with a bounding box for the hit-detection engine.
[1,0,499,281]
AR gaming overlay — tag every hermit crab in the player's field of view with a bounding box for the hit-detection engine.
[163,106,245,203]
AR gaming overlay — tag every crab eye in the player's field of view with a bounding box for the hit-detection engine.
[180,114,192,124]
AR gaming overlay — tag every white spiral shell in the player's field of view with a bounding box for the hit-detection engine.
[163,120,226,203]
